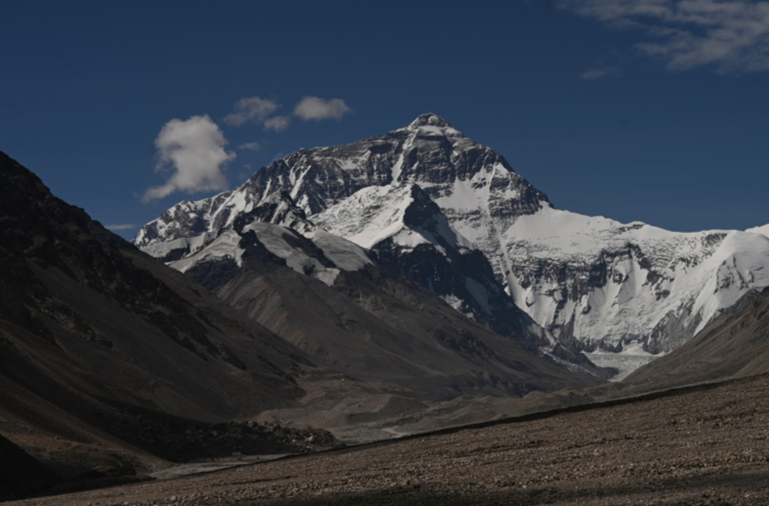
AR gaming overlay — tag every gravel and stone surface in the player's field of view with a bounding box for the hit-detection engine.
[10,375,769,505]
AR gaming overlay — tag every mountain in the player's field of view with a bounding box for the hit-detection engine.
[163,191,605,400]
[0,151,340,488]
[136,114,769,377]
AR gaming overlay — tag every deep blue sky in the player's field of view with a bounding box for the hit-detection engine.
[3,0,768,239]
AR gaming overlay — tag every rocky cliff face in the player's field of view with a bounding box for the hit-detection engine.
[136,114,769,376]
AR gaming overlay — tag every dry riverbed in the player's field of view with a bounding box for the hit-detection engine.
[10,375,769,505]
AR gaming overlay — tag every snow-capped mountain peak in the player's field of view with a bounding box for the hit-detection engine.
[401,113,463,137]
[135,115,769,378]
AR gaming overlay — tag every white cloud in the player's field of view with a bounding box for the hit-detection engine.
[264,115,291,132]
[559,0,769,73]
[223,95,352,133]
[238,142,261,152]
[294,96,353,120]
[223,97,280,126]
[143,115,235,201]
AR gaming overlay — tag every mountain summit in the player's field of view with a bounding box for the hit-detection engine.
[404,113,461,133]
[135,113,549,256]
[136,115,769,378]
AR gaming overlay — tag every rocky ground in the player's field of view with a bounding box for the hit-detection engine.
[9,374,769,505]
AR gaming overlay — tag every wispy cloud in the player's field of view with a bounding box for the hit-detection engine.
[143,115,235,201]
[238,142,262,152]
[105,223,137,231]
[224,95,352,131]
[559,0,769,73]
[294,96,353,120]
[223,97,280,127]
[264,115,291,132]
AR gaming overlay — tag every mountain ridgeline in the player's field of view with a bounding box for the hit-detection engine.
[136,114,769,377]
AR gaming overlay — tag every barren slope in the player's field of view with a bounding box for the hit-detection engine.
[12,374,769,506]
[0,151,333,487]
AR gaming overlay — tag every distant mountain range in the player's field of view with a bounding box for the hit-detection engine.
[136,113,769,378]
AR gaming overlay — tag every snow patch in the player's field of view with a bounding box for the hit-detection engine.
[242,223,340,286]
[584,343,664,382]
[170,230,245,273]
[747,223,769,239]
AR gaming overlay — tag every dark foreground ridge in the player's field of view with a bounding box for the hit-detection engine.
[0,150,340,500]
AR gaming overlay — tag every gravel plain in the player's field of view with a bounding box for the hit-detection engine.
[10,375,769,506]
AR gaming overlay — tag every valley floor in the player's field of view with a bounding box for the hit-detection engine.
[11,375,769,506]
